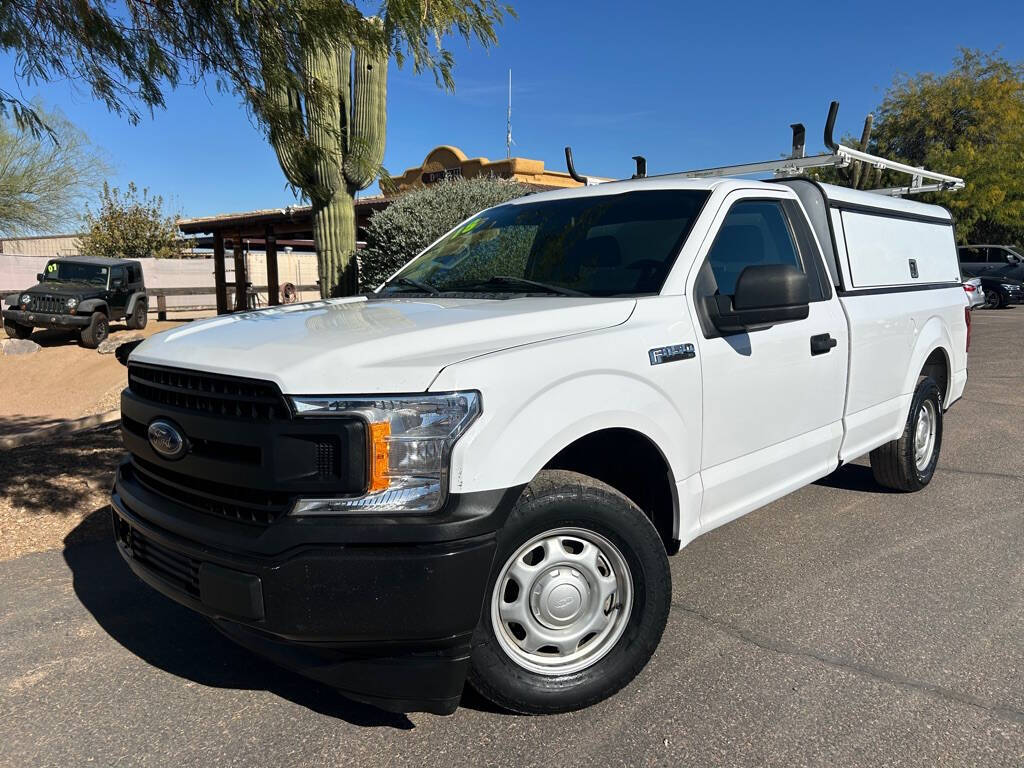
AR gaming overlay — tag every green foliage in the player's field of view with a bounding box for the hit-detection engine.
[870,50,1024,244]
[359,176,532,290]
[1,1,514,139]
[0,108,105,235]
[812,50,1024,244]
[79,182,186,259]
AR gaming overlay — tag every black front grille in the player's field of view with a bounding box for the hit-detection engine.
[128,364,289,421]
[28,294,67,314]
[128,457,292,526]
[117,517,200,597]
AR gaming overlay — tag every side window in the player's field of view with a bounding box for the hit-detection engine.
[989,247,1008,265]
[110,266,125,286]
[959,247,983,263]
[699,200,812,298]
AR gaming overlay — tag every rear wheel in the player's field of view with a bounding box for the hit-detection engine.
[870,377,943,491]
[79,311,109,348]
[468,470,670,714]
[125,300,148,330]
[3,320,32,339]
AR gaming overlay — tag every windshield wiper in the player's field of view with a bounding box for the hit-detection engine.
[385,276,440,295]
[458,275,589,297]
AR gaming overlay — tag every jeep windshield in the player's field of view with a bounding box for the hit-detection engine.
[41,261,109,285]
[379,189,710,297]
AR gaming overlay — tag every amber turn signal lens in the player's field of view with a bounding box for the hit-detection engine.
[368,421,391,492]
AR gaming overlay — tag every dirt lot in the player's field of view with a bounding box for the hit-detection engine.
[0,314,212,437]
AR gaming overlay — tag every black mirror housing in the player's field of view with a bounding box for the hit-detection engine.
[112,279,125,288]
[36,273,44,282]
[707,264,810,333]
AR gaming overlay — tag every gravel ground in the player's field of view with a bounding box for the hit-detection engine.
[0,425,123,561]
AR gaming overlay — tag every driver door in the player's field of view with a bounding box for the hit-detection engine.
[108,266,129,316]
[691,192,848,531]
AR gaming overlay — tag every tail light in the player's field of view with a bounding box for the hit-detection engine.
[965,306,971,353]
[963,283,976,292]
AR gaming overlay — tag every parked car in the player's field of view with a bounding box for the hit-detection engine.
[976,274,1024,308]
[111,176,968,716]
[957,244,1023,275]
[2,257,147,347]
[963,277,986,308]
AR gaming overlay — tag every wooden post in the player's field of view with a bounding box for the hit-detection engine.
[265,226,280,306]
[233,230,247,312]
[213,230,228,315]
[157,293,167,321]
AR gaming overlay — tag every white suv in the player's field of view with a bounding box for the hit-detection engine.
[112,175,969,716]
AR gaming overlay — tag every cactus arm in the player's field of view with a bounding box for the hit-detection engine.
[344,46,387,191]
[265,82,309,189]
[301,41,345,201]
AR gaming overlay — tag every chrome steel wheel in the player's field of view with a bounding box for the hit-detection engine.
[490,527,633,676]
[914,399,937,472]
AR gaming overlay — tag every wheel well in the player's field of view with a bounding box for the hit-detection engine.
[921,348,949,405]
[543,428,678,553]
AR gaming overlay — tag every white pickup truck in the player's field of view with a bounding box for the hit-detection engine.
[111,172,968,716]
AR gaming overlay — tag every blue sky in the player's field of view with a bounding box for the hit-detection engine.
[5,0,1023,221]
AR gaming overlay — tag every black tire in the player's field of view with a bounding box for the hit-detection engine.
[985,291,1003,309]
[870,377,943,492]
[126,300,148,330]
[468,470,671,714]
[3,319,32,339]
[79,311,109,349]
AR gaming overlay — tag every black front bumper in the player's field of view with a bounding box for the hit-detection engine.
[111,463,521,715]
[2,307,90,328]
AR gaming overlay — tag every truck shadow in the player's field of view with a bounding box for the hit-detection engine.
[813,463,900,494]
[61,514,415,730]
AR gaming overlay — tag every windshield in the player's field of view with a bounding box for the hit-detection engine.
[41,261,109,285]
[380,189,710,297]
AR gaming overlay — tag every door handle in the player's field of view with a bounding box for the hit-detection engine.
[810,333,838,356]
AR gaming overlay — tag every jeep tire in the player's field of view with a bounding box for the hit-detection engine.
[80,311,109,349]
[870,376,943,492]
[468,470,671,714]
[3,319,33,340]
[126,300,148,330]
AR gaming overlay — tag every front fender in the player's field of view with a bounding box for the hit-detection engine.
[77,298,109,315]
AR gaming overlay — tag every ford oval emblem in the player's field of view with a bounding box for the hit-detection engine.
[147,419,187,460]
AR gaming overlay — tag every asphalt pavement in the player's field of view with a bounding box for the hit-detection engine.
[1,309,1021,767]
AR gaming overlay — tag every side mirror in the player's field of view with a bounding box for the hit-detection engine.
[706,264,810,333]
[112,278,125,289]
[37,273,45,282]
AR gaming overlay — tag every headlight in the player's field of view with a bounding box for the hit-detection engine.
[1001,283,1017,290]
[66,297,79,310]
[289,391,481,514]
[20,294,31,306]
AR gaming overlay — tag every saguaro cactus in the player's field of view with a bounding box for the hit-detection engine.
[264,34,387,297]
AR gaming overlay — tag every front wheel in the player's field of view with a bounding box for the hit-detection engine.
[468,470,670,714]
[3,320,33,339]
[870,376,943,491]
[79,311,109,348]
[985,291,1003,309]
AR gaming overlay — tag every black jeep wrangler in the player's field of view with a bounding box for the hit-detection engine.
[2,257,148,348]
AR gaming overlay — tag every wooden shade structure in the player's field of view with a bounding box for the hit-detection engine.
[178,198,389,314]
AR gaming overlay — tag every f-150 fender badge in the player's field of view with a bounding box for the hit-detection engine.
[649,343,696,365]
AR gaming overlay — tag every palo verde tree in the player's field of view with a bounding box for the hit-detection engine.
[0,108,105,235]
[1,1,515,295]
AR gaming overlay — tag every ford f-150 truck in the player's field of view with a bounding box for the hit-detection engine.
[110,173,968,716]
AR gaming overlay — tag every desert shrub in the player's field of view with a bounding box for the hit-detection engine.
[359,176,532,290]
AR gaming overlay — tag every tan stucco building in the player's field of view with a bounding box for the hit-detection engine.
[389,146,583,193]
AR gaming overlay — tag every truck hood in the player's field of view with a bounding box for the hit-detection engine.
[131,296,636,394]
[25,281,104,298]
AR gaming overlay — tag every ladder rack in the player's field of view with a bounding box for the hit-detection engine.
[564,101,965,197]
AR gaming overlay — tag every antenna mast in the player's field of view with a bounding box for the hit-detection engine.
[506,69,512,159]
